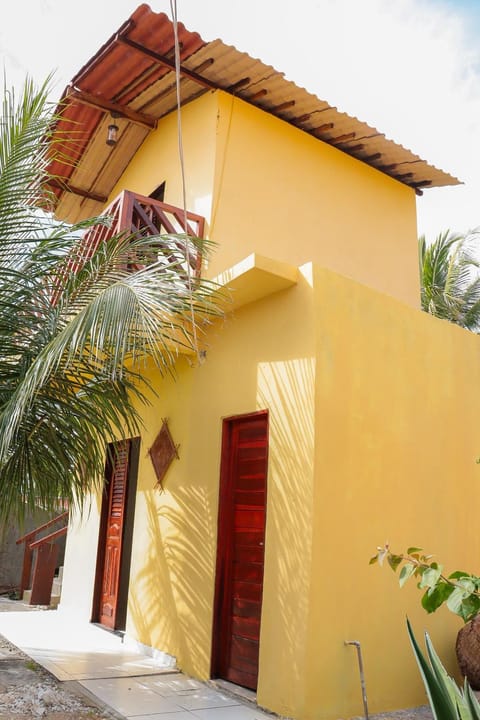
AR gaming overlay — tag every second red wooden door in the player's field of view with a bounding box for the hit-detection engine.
[97,440,130,629]
[212,412,269,690]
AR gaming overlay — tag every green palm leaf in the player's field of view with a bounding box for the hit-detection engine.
[0,76,223,522]
[419,230,480,331]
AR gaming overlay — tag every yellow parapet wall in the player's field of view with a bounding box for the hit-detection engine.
[300,266,480,719]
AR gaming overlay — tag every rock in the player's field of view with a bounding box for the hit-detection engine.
[456,615,480,689]
[38,687,56,705]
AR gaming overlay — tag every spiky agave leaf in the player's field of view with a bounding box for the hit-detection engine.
[407,620,480,720]
[407,619,457,720]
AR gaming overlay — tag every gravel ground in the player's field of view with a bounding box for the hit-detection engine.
[0,630,118,719]
[352,709,432,720]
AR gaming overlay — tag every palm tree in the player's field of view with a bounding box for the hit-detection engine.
[419,230,480,331]
[0,77,221,523]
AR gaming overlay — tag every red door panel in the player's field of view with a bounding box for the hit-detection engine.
[231,615,261,639]
[234,545,264,563]
[232,597,262,618]
[98,441,129,629]
[212,412,268,691]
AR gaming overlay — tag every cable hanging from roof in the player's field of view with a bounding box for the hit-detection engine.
[169,0,201,364]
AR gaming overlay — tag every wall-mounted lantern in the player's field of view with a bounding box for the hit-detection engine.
[106,112,119,146]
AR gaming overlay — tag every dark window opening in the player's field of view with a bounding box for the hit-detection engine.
[149,182,166,202]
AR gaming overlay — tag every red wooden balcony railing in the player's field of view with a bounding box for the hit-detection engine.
[82,190,205,276]
[52,190,206,305]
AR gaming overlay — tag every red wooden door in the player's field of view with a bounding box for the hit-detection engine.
[98,441,130,629]
[212,412,268,691]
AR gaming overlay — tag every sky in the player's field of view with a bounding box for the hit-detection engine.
[1,0,480,241]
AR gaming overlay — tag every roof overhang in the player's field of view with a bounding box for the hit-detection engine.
[46,3,460,223]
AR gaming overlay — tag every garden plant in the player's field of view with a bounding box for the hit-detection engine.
[371,545,480,690]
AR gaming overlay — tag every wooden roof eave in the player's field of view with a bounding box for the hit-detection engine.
[46,5,460,220]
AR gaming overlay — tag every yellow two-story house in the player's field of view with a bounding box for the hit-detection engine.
[49,5,480,720]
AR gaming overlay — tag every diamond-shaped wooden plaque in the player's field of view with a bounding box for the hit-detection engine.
[149,419,179,488]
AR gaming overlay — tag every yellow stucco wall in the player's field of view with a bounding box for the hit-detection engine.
[124,267,317,683]
[59,90,474,720]
[108,90,218,222]
[106,89,419,308]
[209,92,420,308]
[303,267,480,720]
[61,263,480,720]
[62,267,317,692]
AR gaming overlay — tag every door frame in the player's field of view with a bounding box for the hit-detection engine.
[91,437,140,631]
[211,410,269,686]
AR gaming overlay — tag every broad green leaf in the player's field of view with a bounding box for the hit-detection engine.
[419,566,443,589]
[450,571,473,580]
[421,583,455,614]
[456,578,476,593]
[458,595,480,623]
[407,547,423,555]
[447,586,474,616]
[388,554,403,572]
[399,562,416,588]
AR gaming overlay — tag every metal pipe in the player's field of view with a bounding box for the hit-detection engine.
[345,640,369,720]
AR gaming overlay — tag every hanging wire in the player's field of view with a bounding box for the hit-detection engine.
[169,0,200,362]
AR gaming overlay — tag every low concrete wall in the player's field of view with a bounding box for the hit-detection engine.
[0,512,66,594]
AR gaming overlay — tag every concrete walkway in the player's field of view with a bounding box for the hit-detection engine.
[0,602,275,720]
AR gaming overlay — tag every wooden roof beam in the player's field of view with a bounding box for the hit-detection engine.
[192,58,215,74]
[49,179,107,203]
[376,163,398,172]
[412,179,433,188]
[341,143,365,153]
[411,179,432,196]
[227,77,251,93]
[274,100,296,112]
[312,123,334,134]
[66,87,157,129]
[331,132,356,144]
[292,113,312,123]
[249,89,268,101]
[117,34,219,91]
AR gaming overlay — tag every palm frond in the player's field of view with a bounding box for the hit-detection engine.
[419,230,480,331]
[0,76,224,522]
